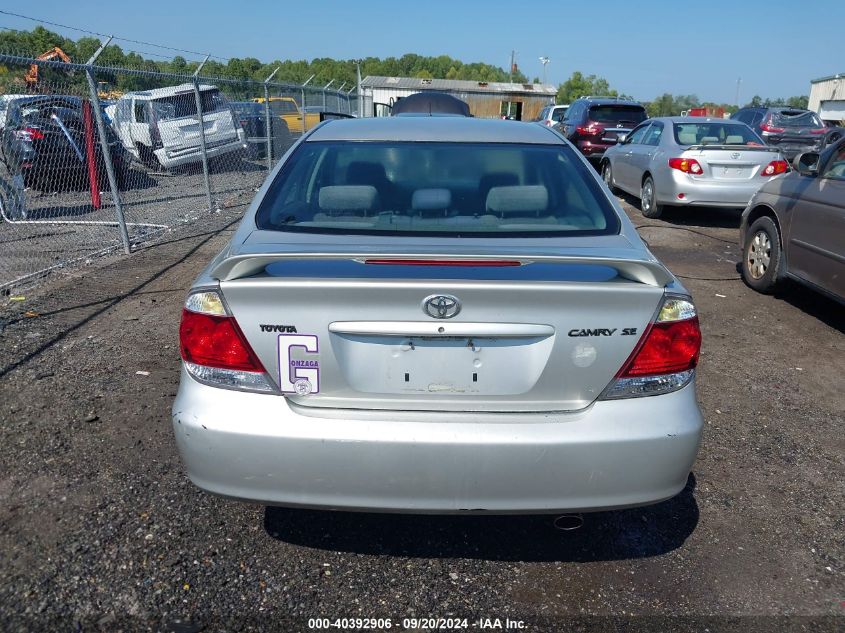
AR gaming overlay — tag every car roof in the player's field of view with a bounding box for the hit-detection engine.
[121,84,218,99]
[575,97,644,106]
[651,116,749,124]
[307,117,565,144]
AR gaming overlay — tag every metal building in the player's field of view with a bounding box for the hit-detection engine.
[360,76,557,120]
[808,73,844,125]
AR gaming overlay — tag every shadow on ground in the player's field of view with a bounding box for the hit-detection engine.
[264,474,699,562]
[619,192,744,229]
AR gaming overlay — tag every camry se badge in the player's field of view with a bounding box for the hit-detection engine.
[423,295,461,319]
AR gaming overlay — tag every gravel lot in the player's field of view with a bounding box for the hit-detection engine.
[0,188,842,632]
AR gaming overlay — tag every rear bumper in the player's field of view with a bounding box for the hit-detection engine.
[657,171,767,208]
[576,139,615,160]
[172,369,703,513]
[154,136,246,168]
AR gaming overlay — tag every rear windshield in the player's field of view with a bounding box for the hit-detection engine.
[588,105,647,126]
[552,106,568,122]
[255,141,619,237]
[673,122,764,146]
[150,89,229,121]
[772,111,823,128]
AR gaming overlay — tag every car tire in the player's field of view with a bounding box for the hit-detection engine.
[640,176,663,219]
[601,161,618,194]
[742,216,782,293]
[823,128,843,149]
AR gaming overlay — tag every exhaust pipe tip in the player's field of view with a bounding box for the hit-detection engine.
[552,513,584,531]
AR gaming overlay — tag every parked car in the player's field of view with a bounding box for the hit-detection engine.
[555,97,648,162]
[230,101,293,159]
[173,116,704,515]
[110,84,246,169]
[739,136,845,303]
[535,103,569,127]
[251,96,320,134]
[731,106,827,161]
[601,117,789,219]
[0,94,29,131]
[0,95,129,191]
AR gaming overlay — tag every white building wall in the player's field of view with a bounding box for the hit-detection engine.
[809,76,844,123]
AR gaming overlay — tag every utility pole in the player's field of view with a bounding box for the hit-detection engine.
[539,56,550,85]
[735,77,742,107]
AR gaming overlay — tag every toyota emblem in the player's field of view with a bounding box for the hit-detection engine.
[422,294,461,319]
[731,152,740,159]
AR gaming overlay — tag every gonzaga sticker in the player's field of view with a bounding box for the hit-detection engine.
[278,334,320,395]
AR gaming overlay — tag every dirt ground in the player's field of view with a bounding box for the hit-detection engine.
[0,191,842,632]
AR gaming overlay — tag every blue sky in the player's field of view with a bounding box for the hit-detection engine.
[2,0,842,103]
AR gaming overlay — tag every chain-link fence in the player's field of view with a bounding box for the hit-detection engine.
[0,51,358,294]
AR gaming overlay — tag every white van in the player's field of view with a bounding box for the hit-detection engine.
[111,84,246,169]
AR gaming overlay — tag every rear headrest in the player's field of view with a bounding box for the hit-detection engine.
[486,185,549,215]
[700,136,720,144]
[412,188,451,211]
[318,185,380,212]
[725,135,744,144]
[677,131,697,145]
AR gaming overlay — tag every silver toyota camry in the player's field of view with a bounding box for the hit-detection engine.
[601,116,789,219]
[172,116,703,514]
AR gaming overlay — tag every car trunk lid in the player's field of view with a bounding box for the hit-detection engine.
[214,250,669,412]
[683,145,782,180]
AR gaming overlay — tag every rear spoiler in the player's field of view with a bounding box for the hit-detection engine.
[687,144,779,152]
[211,252,673,287]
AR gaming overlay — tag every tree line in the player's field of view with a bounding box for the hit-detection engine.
[0,26,527,94]
[555,71,809,116]
[0,25,808,114]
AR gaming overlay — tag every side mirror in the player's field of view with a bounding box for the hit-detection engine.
[794,151,819,176]
[616,134,628,145]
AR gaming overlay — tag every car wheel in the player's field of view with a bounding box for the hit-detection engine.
[742,216,782,293]
[640,176,663,219]
[823,128,843,149]
[601,162,618,194]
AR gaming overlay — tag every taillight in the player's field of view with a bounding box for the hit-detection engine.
[760,118,785,134]
[576,122,604,136]
[809,128,826,135]
[668,158,704,175]
[25,127,45,140]
[601,297,701,400]
[15,127,45,141]
[179,290,273,392]
[761,160,788,177]
[365,259,521,267]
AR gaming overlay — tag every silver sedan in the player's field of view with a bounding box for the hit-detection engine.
[601,116,789,218]
[172,116,703,514]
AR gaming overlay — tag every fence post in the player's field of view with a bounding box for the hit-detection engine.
[84,37,131,255]
[192,55,214,212]
[323,80,334,113]
[301,74,315,136]
[347,86,356,116]
[264,67,280,171]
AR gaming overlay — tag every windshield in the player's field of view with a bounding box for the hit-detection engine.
[150,89,229,121]
[772,111,824,128]
[255,141,619,237]
[588,105,647,126]
[673,122,765,146]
